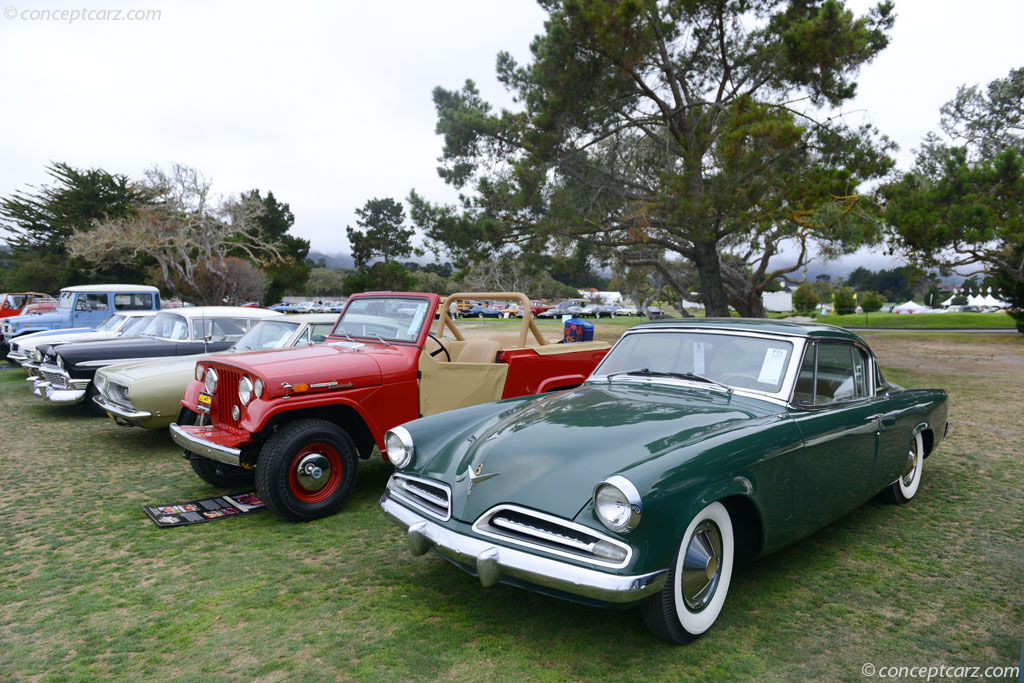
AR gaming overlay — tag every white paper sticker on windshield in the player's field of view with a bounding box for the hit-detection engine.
[693,342,705,374]
[757,348,788,385]
[407,304,428,337]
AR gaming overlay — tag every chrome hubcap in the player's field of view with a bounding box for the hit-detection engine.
[682,521,723,611]
[296,453,331,492]
[901,442,920,486]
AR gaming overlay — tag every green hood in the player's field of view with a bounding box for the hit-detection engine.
[412,382,779,522]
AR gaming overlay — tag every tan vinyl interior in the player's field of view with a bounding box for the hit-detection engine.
[416,291,612,416]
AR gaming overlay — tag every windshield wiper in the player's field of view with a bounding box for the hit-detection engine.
[605,368,732,393]
[370,332,391,347]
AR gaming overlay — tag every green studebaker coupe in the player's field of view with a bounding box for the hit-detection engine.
[380,318,949,644]
[93,314,339,431]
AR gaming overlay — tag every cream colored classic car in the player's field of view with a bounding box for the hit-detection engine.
[93,314,338,429]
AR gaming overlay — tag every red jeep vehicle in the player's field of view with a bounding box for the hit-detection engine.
[0,292,55,318]
[170,291,610,522]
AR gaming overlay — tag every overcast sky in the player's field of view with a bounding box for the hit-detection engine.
[1,0,1022,273]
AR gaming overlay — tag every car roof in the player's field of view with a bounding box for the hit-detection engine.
[59,284,161,293]
[152,306,282,319]
[632,317,867,343]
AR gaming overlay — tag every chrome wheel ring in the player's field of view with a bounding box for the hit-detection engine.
[901,440,921,487]
[681,520,723,611]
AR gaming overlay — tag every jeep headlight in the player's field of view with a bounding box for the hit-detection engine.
[253,378,264,399]
[593,476,642,533]
[195,363,204,381]
[204,367,218,394]
[238,376,253,405]
[384,426,414,469]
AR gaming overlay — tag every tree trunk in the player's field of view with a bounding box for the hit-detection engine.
[692,240,730,317]
[730,289,766,318]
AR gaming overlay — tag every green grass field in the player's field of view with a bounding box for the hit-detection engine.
[1,330,1022,680]
[823,311,1017,329]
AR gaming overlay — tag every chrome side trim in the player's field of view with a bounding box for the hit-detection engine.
[169,423,241,466]
[381,489,666,604]
[92,393,152,421]
[77,357,155,368]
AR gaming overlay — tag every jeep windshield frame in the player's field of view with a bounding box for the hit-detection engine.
[331,296,432,344]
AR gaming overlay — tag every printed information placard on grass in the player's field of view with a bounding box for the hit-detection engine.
[143,493,265,527]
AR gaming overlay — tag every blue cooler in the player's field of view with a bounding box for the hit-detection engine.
[563,317,594,342]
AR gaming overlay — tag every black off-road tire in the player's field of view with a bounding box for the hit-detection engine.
[255,419,359,522]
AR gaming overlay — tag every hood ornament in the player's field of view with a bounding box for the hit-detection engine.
[466,462,501,497]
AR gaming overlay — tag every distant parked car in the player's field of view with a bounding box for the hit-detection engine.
[10,311,157,372]
[1,284,160,359]
[0,292,55,318]
[616,304,638,316]
[959,305,983,313]
[537,300,585,318]
[32,307,280,413]
[461,304,503,318]
[593,304,619,318]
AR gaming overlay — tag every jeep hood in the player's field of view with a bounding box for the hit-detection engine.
[209,342,392,395]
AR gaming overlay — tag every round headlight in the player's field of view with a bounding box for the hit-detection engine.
[56,354,64,369]
[384,426,414,469]
[195,364,204,381]
[33,349,42,362]
[204,367,218,394]
[593,476,642,533]
[253,378,264,398]
[94,373,106,393]
[238,376,253,405]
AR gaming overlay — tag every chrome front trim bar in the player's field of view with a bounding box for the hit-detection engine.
[169,423,241,466]
[380,487,667,605]
[92,393,152,422]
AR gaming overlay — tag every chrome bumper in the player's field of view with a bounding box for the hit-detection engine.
[92,393,151,422]
[42,384,87,403]
[380,488,667,605]
[7,351,26,363]
[169,423,241,466]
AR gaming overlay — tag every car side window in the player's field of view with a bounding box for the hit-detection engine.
[853,347,868,397]
[114,293,154,310]
[75,293,108,311]
[292,328,312,347]
[793,344,816,405]
[815,343,857,402]
[309,323,333,343]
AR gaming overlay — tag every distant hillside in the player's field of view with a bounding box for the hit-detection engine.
[307,251,354,269]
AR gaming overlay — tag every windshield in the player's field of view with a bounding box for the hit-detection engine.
[96,314,127,332]
[233,320,300,352]
[58,291,74,309]
[332,297,430,342]
[120,316,153,337]
[591,330,795,393]
[143,312,190,340]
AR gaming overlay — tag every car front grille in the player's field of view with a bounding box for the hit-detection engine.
[41,368,67,388]
[210,365,242,428]
[472,505,631,568]
[387,474,451,521]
